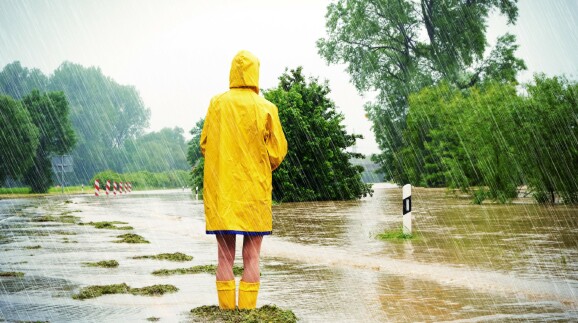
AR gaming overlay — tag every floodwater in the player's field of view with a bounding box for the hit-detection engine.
[0,185,577,322]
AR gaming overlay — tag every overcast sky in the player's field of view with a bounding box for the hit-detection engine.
[1,0,577,154]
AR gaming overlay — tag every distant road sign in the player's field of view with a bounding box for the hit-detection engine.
[51,155,73,173]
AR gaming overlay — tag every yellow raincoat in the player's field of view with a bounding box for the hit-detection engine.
[200,50,287,235]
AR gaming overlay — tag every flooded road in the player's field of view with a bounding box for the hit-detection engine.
[0,185,577,322]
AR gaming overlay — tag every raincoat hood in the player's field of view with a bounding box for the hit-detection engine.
[229,50,260,94]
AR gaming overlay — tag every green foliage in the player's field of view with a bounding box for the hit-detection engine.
[72,283,178,300]
[0,271,25,277]
[20,90,77,192]
[0,61,215,187]
[0,95,39,183]
[190,305,298,323]
[152,264,244,276]
[123,127,189,173]
[31,215,80,224]
[317,0,525,183]
[48,62,151,182]
[82,221,133,230]
[91,170,189,190]
[264,67,373,202]
[376,228,415,240]
[72,283,131,300]
[114,233,149,244]
[133,252,193,262]
[401,75,578,204]
[0,62,48,99]
[515,75,578,203]
[82,260,119,268]
[187,119,204,195]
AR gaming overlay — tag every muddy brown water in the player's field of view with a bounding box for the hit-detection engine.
[0,185,577,322]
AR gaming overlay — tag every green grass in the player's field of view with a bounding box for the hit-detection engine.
[31,215,80,224]
[376,228,416,241]
[72,283,178,300]
[0,187,30,194]
[0,186,86,196]
[132,252,193,262]
[114,233,149,244]
[48,185,85,194]
[190,305,297,323]
[0,271,25,277]
[130,284,179,296]
[24,245,42,249]
[152,265,244,276]
[81,221,133,230]
[83,260,119,268]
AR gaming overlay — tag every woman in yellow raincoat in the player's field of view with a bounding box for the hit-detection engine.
[200,50,287,310]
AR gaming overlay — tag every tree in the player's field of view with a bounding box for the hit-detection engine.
[21,90,76,192]
[0,61,48,100]
[187,119,205,195]
[48,62,150,182]
[124,127,189,173]
[317,0,525,183]
[264,68,372,202]
[0,95,39,184]
[516,75,578,203]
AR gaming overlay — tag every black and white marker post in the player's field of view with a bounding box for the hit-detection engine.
[402,184,412,235]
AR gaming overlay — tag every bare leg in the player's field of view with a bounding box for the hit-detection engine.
[241,235,263,283]
[216,234,236,281]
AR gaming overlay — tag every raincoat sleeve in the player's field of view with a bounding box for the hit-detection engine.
[200,104,211,157]
[266,105,288,171]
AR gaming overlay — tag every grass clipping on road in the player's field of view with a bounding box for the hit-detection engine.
[190,305,297,323]
[0,271,25,277]
[72,283,178,300]
[82,260,119,268]
[114,233,149,244]
[132,252,193,262]
[81,221,133,230]
[152,264,243,276]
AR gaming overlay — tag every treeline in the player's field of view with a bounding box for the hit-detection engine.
[0,62,189,190]
[317,0,577,203]
[188,68,372,202]
[403,76,577,204]
[91,170,189,190]
[0,90,75,192]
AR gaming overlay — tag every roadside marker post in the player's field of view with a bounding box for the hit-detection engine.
[403,184,412,235]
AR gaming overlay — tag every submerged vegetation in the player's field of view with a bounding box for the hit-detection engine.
[377,228,415,241]
[152,265,243,277]
[190,305,298,323]
[81,221,133,230]
[114,233,149,244]
[83,260,119,268]
[132,252,193,262]
[24,245,42,249]
[0,271,25,277]
[31,215,80,224]
[72,283,178,300]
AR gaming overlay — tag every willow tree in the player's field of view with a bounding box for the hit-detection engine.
[317,0,525,183]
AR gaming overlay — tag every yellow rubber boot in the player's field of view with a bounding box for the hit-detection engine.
[238,281,260,309]
[216,280,236,310]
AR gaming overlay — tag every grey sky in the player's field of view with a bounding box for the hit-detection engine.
[1,0,577,154]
